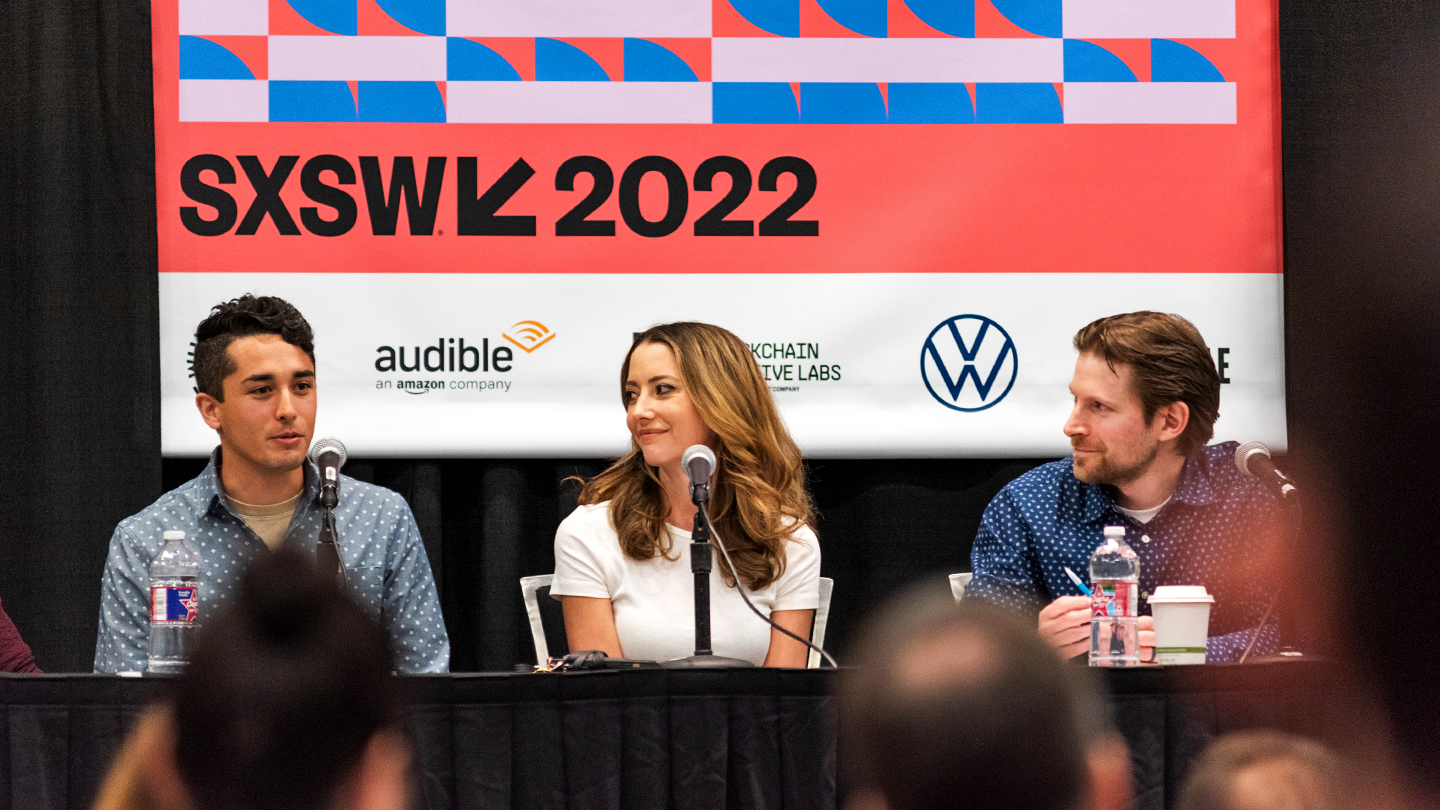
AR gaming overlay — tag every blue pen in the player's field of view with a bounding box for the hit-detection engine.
[1064,566,1092,597]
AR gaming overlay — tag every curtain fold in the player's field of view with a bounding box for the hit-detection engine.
[0,0,161,673]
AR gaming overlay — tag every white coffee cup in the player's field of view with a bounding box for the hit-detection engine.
[1148,585,1214,665]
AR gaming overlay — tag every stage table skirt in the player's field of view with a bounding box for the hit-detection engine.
[0,661,1339,810]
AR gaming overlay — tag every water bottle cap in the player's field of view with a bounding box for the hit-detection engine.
[1103,525,1125,537]
[163,530,186,541]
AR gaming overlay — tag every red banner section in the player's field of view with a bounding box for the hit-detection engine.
[153,0,1281,275]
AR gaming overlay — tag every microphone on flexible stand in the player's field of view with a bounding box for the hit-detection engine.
[664,445,838,669]
[308,438,349,591]
[665,445,753,668]
[1233,440,1300,664]
[1234,441,1297,501]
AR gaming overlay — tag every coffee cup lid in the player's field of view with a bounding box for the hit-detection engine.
[1148,585,1214,603]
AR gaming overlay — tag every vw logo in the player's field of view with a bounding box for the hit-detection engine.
[920,315,1019,412]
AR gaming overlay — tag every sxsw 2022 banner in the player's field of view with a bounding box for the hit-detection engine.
[154,0,1284,458]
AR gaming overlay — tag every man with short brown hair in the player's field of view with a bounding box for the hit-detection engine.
[965,312,1281,663]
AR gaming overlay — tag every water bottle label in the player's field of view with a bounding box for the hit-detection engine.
[150,586,199,624]
[1091,581,1136,618]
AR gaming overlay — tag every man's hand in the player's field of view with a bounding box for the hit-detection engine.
[1039,598,1160,663]
[1139,615,1156,664]
[1039,596,1093,659]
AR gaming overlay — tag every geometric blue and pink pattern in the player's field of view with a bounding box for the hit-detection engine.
[178,0,1237,123]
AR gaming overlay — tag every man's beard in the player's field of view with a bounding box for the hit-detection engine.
[1071,440,1159,486]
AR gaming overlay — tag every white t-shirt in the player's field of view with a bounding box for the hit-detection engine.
[550,502,821,666]
[1115,495,1173,525]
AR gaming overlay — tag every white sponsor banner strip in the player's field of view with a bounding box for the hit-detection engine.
[1062,0,1236,39]
[711,39,1064,84]
[179,80,269,122]
[269,36,447,82]
[160,272,1286,458]
[1063,83,1237,124]
[445,0,712,38]
[447,82,711,124]
[178,0,268,36]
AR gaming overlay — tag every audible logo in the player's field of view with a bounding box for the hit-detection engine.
[372,322,554,395]
[375,338,512,373]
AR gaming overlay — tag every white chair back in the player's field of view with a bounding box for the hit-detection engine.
[807,577,834,668]
[520,574,554,663]
[948,572,973,603]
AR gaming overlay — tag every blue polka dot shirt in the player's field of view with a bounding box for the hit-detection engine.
[966,441,1280,664]
[94,448,450,674]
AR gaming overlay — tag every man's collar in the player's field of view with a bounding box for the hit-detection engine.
[1169,450,1218,507]
[203,446,321,519]
[1078,449,1215,523]
[201,448,228,520]
[1080,480,1112,524]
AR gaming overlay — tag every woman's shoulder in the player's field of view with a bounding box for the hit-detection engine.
[780,517,818,545]
[559,501,613,531]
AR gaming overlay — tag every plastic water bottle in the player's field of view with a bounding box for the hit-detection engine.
[1089,525,1140,667]
[148,530,200,674]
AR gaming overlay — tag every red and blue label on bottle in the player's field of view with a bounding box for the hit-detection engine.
[149,585,198,624]
[1091,580,1137,618]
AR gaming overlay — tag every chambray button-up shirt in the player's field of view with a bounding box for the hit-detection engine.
[966,441,1280,664]
[95,449,449,673]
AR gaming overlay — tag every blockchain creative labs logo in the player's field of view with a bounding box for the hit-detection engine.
[920,315,1019,412]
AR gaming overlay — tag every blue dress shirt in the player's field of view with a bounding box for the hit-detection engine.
[95,448,449,673]
[966,441,1280,663]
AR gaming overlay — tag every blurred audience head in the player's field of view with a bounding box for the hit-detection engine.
[1177,731,1348,810]
[170,549,407,810]
[841,587,1130,810]
[90,705,190,810]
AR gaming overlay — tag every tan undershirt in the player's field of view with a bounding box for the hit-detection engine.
[225,490,304,550]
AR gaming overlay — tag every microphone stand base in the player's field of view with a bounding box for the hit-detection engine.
[662,655,755,669]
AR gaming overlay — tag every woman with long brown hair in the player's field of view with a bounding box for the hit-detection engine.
[550,322,820,667]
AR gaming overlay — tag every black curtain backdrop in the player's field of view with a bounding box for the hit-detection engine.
[0,0,160,673]
[2,0,1435,674]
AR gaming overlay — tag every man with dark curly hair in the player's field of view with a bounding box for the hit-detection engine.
[94,295,448,673]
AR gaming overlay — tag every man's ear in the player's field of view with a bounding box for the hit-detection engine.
[1154,400,1190,444]
[196,391,223,431]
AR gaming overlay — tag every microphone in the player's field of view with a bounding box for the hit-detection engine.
[1234,441,1297,501]
[669,442,840,668]
[682,445,716,505]
[309,438,347,509]
[307,438,349,590]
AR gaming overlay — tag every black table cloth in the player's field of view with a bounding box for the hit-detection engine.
[0,661,1339,810]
